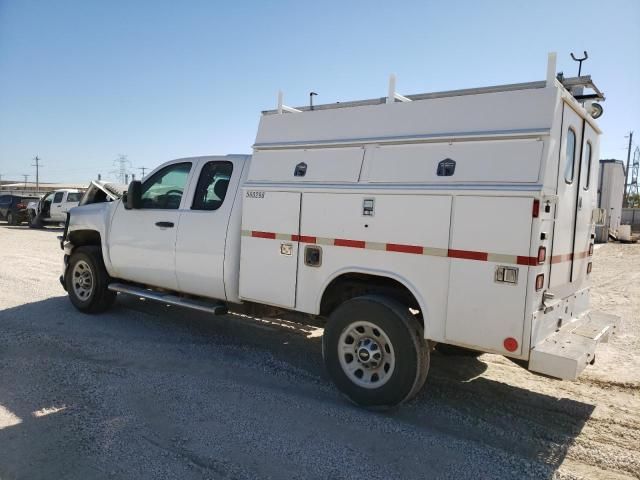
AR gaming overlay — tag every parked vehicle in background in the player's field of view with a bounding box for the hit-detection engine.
[0,194,40,225]
[28,189,82,228]
[59,53,619,409]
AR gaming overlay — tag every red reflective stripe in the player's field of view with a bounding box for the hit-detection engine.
[292,235,317,243]
[252,231,276,239]
[386,243,424,254]
[517,256,538,266]
[551,253,573,264]
[334,238,366,248]
[448,249,488,261]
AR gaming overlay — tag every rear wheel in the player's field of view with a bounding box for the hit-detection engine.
[65,246,116,313]
[323,295,429,409]
[7,212,17,226]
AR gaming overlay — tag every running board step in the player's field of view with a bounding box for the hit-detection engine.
[108,283,228,315]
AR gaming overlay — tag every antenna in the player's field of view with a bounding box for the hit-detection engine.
[570,51,588,77]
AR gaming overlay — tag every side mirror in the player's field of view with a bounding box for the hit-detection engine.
[125,181,142,210]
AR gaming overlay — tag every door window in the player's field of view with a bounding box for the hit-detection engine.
[582,142,592,190]
[53,192,64,203]
[66,192,81,202]
[191,161,234,211]
[564,128,577,184]
[140,162,191,209]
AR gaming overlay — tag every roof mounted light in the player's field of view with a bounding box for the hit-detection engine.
[588,102,603,119]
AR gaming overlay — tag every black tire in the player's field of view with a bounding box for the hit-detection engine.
[436,344,483,357]
[65,246,116,313]
[7,212,17,226]
[322,295,429,409]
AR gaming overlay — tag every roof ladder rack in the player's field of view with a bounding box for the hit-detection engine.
[277,91,302,114]
[386,74,412,104]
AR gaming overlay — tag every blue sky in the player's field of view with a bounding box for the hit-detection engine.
[1,0,639,183]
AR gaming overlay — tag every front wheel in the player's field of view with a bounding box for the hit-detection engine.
[65,246,116,313]
[323,295,429,409]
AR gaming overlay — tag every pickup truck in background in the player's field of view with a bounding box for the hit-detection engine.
[59,55,619,409]
[28,189,82,228]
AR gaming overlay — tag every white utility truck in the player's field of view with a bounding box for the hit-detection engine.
[29,189,82,227]
[60,54,619,408]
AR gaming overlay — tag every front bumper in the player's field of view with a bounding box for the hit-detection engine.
[529,310,620,380]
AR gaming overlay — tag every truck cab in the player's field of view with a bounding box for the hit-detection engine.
[105,156,246,299]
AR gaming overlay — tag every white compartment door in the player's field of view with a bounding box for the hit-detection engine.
[239,191,301,308]
[549,105,583,290]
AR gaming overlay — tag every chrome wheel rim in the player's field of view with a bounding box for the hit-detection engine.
[338,321,395,389]
[72,260,94,301]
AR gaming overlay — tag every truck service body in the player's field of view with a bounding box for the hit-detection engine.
[61,54,619,407]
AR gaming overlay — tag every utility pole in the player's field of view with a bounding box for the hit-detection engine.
[22,174,29,190]
[625,132,633,207]
[32,156,42,193]
[138,166,149,178]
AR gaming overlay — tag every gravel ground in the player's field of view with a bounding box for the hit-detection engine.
[0,225,638,480]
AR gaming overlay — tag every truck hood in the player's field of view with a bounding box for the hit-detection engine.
[79,180,127,205]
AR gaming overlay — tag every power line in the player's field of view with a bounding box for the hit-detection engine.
[32,155,43,193]
[138,166,149,178]
[22,174,29,189]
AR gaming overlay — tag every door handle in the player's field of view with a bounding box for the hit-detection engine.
[155,221,174,228]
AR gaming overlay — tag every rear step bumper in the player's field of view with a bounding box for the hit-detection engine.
[529,311,620,380]
[108,282,228,315]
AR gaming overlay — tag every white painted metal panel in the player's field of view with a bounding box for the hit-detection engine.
[450,196,534,255]
[108,201,181,290]
[255,88,556,147]
[571,123,598,285]
[249,148,364,183]
[549,106,583,290]
[294,193,452,340]
[239,191,301,308]
[445,196,533,354]
[364,139,543,184]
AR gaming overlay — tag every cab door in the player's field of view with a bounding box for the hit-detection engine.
[175,158,244,300]
[549,104,584,292]
[109,162,192,290]
[50,191,66,221]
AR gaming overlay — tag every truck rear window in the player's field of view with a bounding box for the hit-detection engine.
[66,193,81,202]
[564,128,576,184]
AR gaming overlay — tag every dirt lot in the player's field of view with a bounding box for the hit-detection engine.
[0,225,638,480]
